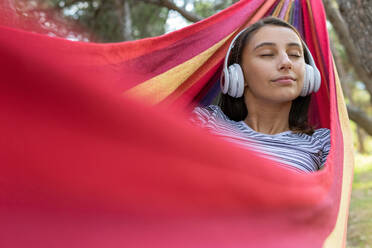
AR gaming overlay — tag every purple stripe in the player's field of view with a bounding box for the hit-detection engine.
[197,68,223,106]
[279,0,290,19]
[293,0,303,37]
[298,0,304,38]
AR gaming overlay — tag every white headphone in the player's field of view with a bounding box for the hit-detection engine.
[220,28,321,98]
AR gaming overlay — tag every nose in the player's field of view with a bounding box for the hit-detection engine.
[278,53,293,70]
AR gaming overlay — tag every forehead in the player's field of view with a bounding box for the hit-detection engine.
[247,25,302,49]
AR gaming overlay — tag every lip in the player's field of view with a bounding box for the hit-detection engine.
[271,76,296,84]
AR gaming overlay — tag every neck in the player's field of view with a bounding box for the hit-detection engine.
[244,95,292,135]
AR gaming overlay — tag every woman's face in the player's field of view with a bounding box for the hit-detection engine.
[241,25,305,104]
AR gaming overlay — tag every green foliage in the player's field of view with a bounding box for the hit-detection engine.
[347,153,372,247]
[193,0,237,18]
[352,86,371,107]
[43,0,169,42]
[193,0,215,18]
[131,2,169,40]
[350,120,372,155]
[78,0,123,42]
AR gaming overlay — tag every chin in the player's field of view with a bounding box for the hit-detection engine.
[268,93,300,103]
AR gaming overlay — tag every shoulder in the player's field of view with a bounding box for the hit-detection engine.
[311,128,331,145]
[283,128,331,152]
[291,128,330,148]
[283,128,331,170]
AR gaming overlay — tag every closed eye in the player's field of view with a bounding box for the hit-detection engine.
[260,54,274,57]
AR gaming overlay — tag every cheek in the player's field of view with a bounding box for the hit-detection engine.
[299,64,305,77]
[296,65,306,87]
[242,62,270,86]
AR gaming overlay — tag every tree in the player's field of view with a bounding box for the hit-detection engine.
[323,0,372,139]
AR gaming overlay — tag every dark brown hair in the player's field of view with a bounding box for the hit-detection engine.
[218,17,314,135]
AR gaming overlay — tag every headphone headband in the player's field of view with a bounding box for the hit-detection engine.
[223,28,248,71]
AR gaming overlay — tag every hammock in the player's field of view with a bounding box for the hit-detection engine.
[0,0,354,247]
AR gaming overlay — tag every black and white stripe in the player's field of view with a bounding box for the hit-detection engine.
[191,105,331,173]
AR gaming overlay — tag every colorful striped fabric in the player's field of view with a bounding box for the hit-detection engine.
[0,0,354,247]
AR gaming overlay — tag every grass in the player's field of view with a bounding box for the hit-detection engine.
[347,154,372,248]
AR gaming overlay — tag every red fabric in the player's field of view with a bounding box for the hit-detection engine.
[0,0,346,247]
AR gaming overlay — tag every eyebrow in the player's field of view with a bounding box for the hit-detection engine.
[253,42,302,51]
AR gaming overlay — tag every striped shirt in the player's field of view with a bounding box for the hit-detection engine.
[191,105,331,173]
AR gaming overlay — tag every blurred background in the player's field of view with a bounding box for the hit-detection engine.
[10,0,372,246]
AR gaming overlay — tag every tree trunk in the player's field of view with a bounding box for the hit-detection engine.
[356,126,366,154]
[347,105,372,136]
[337,0,372,76]
[115,0,133,41]
[122,0,133,40]
[324,0,372,136]
[327,0,372,98]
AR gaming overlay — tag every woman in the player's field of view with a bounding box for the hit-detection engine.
[191,17,330,173]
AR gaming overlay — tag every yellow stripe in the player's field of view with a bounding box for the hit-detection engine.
[123,34,232,104]
[272,0,285,17]
[284,0,294,22]
[323,61,355,248]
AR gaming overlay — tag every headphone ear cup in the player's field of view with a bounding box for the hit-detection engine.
[301,42,322,96]
[301,64,313,97]
[220,66,230,94]
[312,66,321,93]
[227,65,237,97]
[236,65,245,98]
[235,64,245,98]
[220,27,253,98]
[227,64,245,98]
